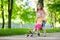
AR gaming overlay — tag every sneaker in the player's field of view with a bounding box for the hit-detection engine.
[37,33,40,37]
[27,34,29,37]
[30,34,33,37]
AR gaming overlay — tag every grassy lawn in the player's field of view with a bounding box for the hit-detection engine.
[0,28,60,36]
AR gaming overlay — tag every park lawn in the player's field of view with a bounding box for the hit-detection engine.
[0,28,60,36]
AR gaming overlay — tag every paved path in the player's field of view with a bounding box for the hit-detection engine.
[0,33,60,40]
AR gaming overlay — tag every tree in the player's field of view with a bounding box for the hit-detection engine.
[1,0,4,28]
[45,0,60,27]
[38,0,44,7]
[8,0,13,28]
[12,0,36,24]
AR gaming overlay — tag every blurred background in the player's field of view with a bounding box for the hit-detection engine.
[0,0,60,28]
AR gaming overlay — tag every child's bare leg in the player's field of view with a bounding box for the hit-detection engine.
[43,26,46,37]
[28,29,36,37]
[42,21,46,37]
[32,29,35,32]
[27,30,33,37]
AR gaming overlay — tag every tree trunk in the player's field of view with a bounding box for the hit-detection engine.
[51,11,54,28]
[8,0,13,28]
[1,0,4,28]
[53,12,56,28]
[38,0,44,7]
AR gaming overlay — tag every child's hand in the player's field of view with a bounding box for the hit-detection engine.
[35,19,37,23]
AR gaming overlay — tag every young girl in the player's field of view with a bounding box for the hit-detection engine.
[27,3,46,37]
[35,3,46,36]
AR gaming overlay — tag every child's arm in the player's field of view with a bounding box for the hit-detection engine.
[35,12,38,23]
[35,6,38,23]
[42,9,45,18]
[42,9,46,21]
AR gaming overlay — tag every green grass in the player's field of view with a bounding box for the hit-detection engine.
[0,28,31,36]
[0,28,60,36]
[40,27,60,33]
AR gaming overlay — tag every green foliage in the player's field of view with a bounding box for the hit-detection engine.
[20,8,36,23]
[12,0,36,24]
[47,4,60,23]
[0,0,36,24]
[0,0,60,24]
[44,0,60,26]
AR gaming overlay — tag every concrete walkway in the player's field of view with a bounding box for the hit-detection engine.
[0,33,60,40]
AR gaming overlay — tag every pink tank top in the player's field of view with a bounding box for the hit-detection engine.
[37,10,45,18]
